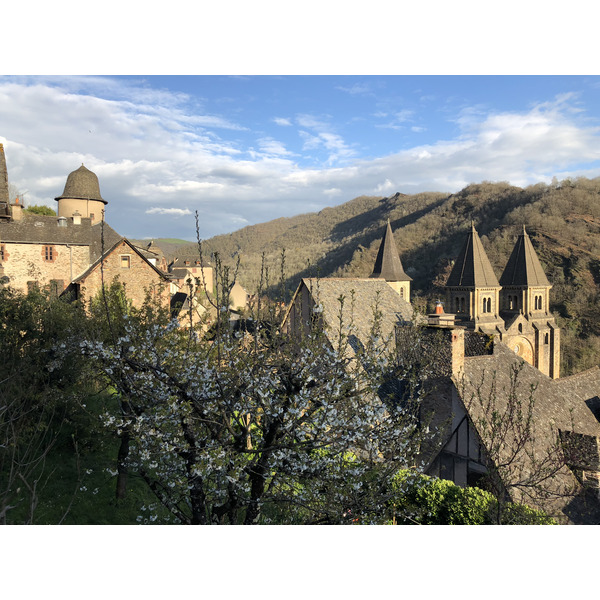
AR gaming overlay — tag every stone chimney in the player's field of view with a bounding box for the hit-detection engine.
[451,328,465,379]
[72,210,82,225]
[10,196,23,221]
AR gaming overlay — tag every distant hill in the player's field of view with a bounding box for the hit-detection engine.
[151,177,600,376]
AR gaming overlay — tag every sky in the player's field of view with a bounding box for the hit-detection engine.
[0,75,600,240]
[3,75,600,242]
[2,2,600,246]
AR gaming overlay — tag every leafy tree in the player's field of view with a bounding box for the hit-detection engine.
[67,252,432,524]
[24,204,56,216]
[0,286,87,523]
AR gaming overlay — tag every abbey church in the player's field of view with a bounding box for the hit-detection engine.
[445,222,560,378]
[285,217,600,523]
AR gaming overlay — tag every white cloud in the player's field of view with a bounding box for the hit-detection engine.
[256,137,293,157]
[146,207,193,216]
[2,78,600,242]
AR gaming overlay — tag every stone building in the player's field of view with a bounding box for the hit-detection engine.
[0,145,173,307]
[286,220,600,522]
[445,223,560,378]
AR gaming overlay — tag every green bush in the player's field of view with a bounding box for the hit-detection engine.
[389,469,556,525]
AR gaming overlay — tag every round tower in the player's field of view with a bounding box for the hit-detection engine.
[55,164,107,224]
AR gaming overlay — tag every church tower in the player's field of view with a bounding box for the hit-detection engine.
[55,164,107,224]
[370,219,412,301]
[499,226,560,378]
[445,223,503,333]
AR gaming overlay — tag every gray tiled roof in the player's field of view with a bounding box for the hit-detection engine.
[299,277,415,348]
[0,144,8,205]
[55,164,107,204]
[0,213,122,263]
[459,343,600,519]
[370,220,412,282]
[446,224,500,288]
[499,226,551,287]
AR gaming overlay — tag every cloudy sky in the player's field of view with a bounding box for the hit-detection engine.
[2,74,600,241]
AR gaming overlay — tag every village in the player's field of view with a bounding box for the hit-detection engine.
[1,143,600,525]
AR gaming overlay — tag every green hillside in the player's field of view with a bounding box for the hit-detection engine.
[161,177,600,376]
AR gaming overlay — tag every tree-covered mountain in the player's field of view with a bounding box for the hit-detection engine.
[159,177,600,376]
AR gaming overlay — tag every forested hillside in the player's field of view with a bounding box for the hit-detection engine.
[165,177,600,376]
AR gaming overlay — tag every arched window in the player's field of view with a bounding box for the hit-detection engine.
[460,297,466,313]
[455,297,460,313]
[486,297,491,313]
[518,323,523,333]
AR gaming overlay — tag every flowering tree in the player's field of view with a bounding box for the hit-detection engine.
[74,252,434,524]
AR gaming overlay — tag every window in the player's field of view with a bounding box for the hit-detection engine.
[0,244,6,261]
[42,245,56,262]
[482,297,492,313]
[120,255,131,269]
[534,295,543,311]
[90,213,95,221]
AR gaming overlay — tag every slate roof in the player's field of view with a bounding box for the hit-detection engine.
[499,226,551,287]
[294,277,415,350]
[370,220,412,282]
[55,164,107,204]
[446,224,500,288]
[0,144,8,205]
[459,343,600,521]
[0,213,122,263]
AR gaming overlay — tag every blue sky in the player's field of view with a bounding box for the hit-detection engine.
[2,74,600,241]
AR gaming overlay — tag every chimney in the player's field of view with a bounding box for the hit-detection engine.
[451,328,465,379]
[57,216,67,227]
[72,210,81,225]
[10,196,23,221]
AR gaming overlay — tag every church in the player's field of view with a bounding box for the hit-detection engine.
[445,222,560,378]
[285,217,600,523]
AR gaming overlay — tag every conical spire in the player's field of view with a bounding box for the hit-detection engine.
[446,223,500,287]
[370,220,411,282]
[0,144,9,205]
[499,226,550,287]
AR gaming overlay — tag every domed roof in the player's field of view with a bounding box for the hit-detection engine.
[55,164,107,204]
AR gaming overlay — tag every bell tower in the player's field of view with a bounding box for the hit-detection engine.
[499,226,560,378]
[445,223,503,333]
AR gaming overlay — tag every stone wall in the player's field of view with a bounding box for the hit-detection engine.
[0,241,90,293]
[78,241,170,309]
